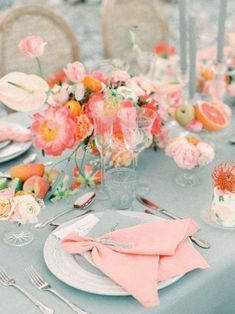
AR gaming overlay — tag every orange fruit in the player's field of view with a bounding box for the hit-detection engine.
[83,75,102,92]
[9,163,45,182]
[186,136,201,146]
[200,68,215,81]
[195,101,229,132]
[64,100,83,117]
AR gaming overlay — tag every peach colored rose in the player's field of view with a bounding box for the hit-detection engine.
[18,36,47,58]
[11,195,41,224]
[64,61,86,83]
[0,188,14,221]
[111,151,133,167]
[75,114,93,143]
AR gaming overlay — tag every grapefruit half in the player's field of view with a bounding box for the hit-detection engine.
[195,101,229,131]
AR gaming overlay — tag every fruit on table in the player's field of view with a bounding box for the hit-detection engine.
[9,163,45,182]
[8,178,23,192]
[83,75,102,92]
[64,100,83,117]
[23,175,50,199]
[195,101,229,131]
[175,104,195,126]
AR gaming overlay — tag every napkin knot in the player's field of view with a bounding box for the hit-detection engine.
[94,237,134,249]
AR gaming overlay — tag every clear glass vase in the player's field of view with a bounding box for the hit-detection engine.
[175,167,201,187]
[3,222,34,247]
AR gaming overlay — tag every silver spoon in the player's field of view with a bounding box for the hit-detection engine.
[34,192,96,229]
[23,153,53,167]
[229,134,235,144]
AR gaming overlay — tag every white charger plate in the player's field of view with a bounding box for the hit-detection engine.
[44,211,185,296]
[0,122,32,163]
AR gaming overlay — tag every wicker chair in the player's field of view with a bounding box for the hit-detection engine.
[0,5,80,78]
[101,0,169,59]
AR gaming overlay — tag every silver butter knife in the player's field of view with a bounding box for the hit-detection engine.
[137,195,211,249]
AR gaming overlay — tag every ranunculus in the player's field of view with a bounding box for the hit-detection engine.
[154,43,176,58]
[11,195,41,224]
[18,36,47,58]
[75,114,93,143]
[197,142,215,166]
[32,105,76,156]
[110,70,130,84]
[64,61,86,83]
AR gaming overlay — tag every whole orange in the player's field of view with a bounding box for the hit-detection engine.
[64,100,83,117]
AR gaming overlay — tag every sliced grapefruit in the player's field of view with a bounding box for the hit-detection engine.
[195,101,229,131]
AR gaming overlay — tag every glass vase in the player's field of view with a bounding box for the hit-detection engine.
[3,222,34,247]
[175,166,201,187]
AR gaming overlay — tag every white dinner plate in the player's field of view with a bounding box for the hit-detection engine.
[0,140,11,150]
[0,122,32,163]
[44,211,185,296]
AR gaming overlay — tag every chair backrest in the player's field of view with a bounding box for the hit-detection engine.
[101,0,169,59]
[0,5,80,78]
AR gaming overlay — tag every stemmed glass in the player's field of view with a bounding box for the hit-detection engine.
[119,107,156,193]
[91,102,114,200]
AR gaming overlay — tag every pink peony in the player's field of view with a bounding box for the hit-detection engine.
[90,70,108,85]
[18,36,47,58]
[32,105,76,156]
[64,61,86,83]
[173,142,199,170]
[165,137,188,158]
[110,70,130,84]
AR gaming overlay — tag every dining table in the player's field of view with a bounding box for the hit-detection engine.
[0,109,235,314]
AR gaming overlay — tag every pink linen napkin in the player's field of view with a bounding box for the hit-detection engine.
[61,218,209,307]
[0,122,32,142]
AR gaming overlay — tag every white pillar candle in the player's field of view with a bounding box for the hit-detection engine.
[217,0,227,63]
[188,16,196,99]
[179,0,187,75]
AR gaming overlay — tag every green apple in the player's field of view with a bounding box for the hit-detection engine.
[175,105,195,126]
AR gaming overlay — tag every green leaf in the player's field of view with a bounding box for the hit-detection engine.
[44,171,65,201]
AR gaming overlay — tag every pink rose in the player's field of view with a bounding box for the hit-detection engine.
[18,36,47,58]
[11,195,41,224]
[165,137,188,157]
[64,61,86,83]
[173,142,199,170]
[110,70,130,84]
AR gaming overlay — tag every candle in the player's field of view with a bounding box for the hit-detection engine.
[217,0,227,63]
[188,16,196,99]
[179,0,187,75]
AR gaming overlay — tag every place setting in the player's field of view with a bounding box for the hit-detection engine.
[1,0,235,313]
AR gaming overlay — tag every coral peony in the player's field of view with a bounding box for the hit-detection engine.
[32,105,76,156]
[19,35,47,58]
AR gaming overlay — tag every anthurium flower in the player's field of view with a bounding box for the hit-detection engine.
[31,105,76,156]
[0,72,49,112]
[71,164,101,189]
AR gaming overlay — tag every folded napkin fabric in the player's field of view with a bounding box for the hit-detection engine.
[61,218,209,307]
[0,122,32,142]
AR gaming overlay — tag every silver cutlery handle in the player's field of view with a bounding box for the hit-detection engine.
[13,283,54,313]
[34,208,73,229]
[49,288,90,314]
[161,209,182,220]
[190,235,211,249]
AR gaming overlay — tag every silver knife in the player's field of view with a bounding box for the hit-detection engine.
[137,195,211,249]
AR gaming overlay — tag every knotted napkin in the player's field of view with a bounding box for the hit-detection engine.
[0,122,32,142]
[61,218,209,307]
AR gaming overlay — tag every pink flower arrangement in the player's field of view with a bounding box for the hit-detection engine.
[165,136,215,170]
[19,35,47,58]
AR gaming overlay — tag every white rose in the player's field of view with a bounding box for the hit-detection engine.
[11,195,41,224]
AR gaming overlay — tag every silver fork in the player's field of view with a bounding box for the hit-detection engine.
[25,266,90,314]
[0,267,54,314]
